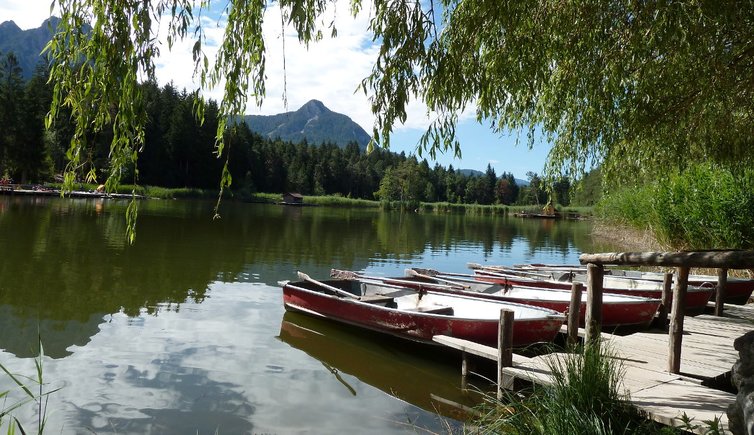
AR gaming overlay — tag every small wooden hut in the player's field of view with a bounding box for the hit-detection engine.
[281,192,304,205]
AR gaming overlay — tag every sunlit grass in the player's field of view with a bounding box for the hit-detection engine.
[305,195,380,207]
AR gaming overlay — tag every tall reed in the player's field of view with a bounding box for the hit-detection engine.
[0,338,60,435]
[596,164,754,249]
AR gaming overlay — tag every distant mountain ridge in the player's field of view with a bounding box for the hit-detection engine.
[458,168,528,185]
[242,100,371,149]
[0,17,62,79]
[458,169,483,177]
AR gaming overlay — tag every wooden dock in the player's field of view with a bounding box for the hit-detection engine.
[435,303,753,433]
[0,186,143,200]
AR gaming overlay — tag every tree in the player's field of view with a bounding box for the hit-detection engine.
[47,1,754,239]
[523,171,545,206]
[13,64,54,183]
[495,173,519,205]
[552,177,571,207]
[572,168,603,207]
[375,158,423,204]
[0,53,25,178]
[482,164,497,204]
[464,176,487,204]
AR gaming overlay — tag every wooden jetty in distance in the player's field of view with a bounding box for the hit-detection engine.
[435,250,754,433]
[0,184,143,199]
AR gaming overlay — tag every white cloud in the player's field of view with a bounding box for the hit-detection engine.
[0,0,54,29]
[250,1,380,128]
[152,0,439,133]
[0,282,426,433]
[3,0,470,136]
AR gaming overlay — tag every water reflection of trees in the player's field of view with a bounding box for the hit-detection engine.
[245,206,595,268]
[0,197,237,357]
[0,198,220,317]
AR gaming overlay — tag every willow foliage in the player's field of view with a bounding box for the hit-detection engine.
[369,0,754,183]
[46,0,754,240]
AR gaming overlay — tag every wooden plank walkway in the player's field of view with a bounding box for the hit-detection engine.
[434,303,754,433]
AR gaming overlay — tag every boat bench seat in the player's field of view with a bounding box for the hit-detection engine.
[359,294,396,304]
[404,305,454,315]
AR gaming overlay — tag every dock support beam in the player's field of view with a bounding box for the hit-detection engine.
[461,353,469,390]
[669,267,689,374]
[497,309,514,400]
[585,263,604,344]
[567,282,584,345]
[657,272,673,327]
[715,268,728,316]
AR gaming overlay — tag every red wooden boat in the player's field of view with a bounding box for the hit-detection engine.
[281,273,565,347]
[469,266,713,313]
[598,269,751,305]
[387,270,661,328]
[515,263,754,305]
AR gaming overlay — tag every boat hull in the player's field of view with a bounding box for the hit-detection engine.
[282,280,565,347]
[473,271,713,313]
[516,264,754,305]
[604,270,754,305]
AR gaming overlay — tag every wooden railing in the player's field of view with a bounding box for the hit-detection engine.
[578,250,754,374]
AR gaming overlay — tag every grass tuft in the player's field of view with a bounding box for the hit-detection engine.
[470,342,671,434]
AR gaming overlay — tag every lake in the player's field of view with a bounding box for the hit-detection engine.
[0,196,615,434]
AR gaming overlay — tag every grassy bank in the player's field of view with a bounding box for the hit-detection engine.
[304,195,380,208]
[596,164,754,249]
[418,202,508,214]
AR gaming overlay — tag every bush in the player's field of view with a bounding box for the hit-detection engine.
[595,186,656,229]
[652,165,754,248]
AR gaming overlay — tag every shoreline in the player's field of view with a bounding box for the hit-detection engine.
[0,186,144,200]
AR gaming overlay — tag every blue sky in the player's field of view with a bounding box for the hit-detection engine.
[1,0,550,179]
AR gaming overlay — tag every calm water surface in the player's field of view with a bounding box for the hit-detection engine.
[0,196,617,434]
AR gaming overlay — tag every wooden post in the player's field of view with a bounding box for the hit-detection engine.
[668,267,689,374]
[567,282,584,345]
[461,353,469,390]
[585,263,604,344]
[715,268,728,316]
[497,309,514,400]
[657,272,673,327]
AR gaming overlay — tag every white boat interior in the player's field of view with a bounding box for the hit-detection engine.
[358,282,562,320]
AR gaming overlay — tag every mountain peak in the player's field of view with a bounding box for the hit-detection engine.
[0,17,66,79]
[242,100,371,149]
[42,17,62,29]
[0,20,21,33]
[297,99,330,117]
